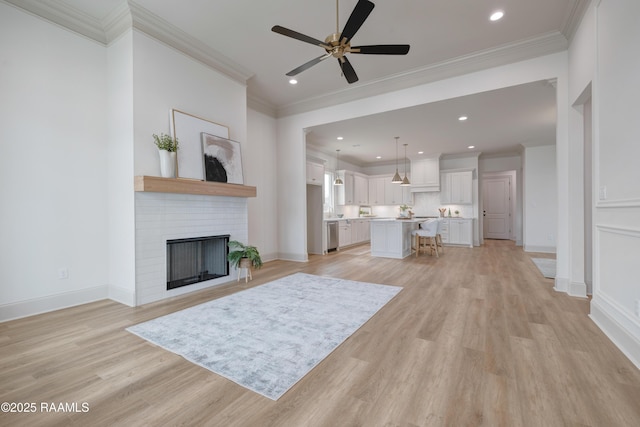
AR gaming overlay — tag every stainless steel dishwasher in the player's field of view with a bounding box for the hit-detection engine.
[326,221,339,252]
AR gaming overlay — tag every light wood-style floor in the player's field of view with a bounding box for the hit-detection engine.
[2,240,639,426]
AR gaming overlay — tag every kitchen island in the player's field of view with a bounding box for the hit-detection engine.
[370,218,421,259]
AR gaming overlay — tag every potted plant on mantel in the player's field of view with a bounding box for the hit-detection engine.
[227,240,263,281]
[153,133,179,178]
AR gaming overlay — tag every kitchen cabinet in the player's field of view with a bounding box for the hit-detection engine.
[338,220,352,247]
[439,218,472,247]
[336,170,368,205]
[368,176,386,205]
[384,176,412,205]
[352,219,371,243]
[354,174,369,205]
[440,170,473,204]
[337,219,370,249]
[306,161,324,186]
[410,156,440,192]
[370,219,416,258]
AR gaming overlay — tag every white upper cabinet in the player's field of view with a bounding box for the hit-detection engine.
[353,174,369,205]
[440,170,473,204]
[368,176,386,205]
[306,161,324,186]
[336,170,368,205]
[410,156,441,192]
[384,176,412,205]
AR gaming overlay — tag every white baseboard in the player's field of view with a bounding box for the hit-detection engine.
[108,285,136,307]
[590,295,640,370]
[569,281,588,298]
[277,252,308,262]
[524,245,556,253]
[554,276,569,293]
[0,285,108,323]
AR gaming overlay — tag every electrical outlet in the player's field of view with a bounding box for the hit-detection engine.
[599,186,607,200]
[58,268,69,280]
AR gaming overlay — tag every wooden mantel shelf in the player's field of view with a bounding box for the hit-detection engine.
[134,176,256,198]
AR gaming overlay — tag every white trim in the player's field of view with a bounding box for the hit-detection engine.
[0,286,108,322]
[277,252,309,262]
[596,224,640,237]
[524,245,556,253]
[108,285,136,307]
[596,199,640,209]
[590,295,640,370]
[569,281,588,298]
[554,277,569,293]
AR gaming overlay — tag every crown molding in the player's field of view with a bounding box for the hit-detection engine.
[275,31,569,118]
[560,0,590,42]
[126,2,253,84]
[247,94,277,117]
[3,0,253,84]
[2,0,107,43]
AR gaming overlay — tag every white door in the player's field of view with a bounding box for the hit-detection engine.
[483,176,511,240]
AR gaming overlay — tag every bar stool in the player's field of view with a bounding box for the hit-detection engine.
[412,219,440,257]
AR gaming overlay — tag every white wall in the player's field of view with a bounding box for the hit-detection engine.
[0,3,110,320]
[247,108,279,262]
[585,0,640,368]
[523,145,557,253]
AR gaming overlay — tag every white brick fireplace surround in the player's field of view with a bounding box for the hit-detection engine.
[135,192,248,305]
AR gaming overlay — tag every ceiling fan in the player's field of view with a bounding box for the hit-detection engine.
[271,0,410,84]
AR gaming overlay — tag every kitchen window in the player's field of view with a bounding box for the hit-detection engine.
[324,172,334,213]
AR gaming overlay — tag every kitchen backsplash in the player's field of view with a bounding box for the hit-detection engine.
[332,191,474,218]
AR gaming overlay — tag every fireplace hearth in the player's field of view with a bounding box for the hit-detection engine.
[166,235,230,290]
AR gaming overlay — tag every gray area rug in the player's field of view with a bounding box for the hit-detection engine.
[531,258,556,279]
[127,272,402,400]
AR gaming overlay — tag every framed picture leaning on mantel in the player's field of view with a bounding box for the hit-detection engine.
[201,132,244,185]
[170,109,229,180]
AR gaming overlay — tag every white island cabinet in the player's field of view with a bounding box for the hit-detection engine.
[370,219,417,259]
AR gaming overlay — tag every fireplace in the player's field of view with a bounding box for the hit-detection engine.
[166,235,230,290]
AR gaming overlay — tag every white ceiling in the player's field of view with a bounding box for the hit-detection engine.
[14,0,586,165]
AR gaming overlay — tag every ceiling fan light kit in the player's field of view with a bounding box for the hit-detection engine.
[271,0,410,84]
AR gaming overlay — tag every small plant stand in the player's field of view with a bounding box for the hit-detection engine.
[237,258,252,283]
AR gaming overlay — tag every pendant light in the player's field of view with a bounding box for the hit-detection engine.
[401,143,411,186]
[334,149,344,186]
[391,137,402,183]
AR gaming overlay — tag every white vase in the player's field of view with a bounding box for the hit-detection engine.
[158,150,176,178]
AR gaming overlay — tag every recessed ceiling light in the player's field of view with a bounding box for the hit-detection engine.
[289,79,297,84]
[468,145,475,149]
[490,11,504,21]
[376,156,382,159]
[458,116,468,121]
[418,151,424,154]
[337,136,343,140]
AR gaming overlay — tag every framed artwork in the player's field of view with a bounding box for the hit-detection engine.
[170,109,229,180]
[201,133,244,184]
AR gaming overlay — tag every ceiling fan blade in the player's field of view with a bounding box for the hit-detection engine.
[286,53,332,76]
[271,25,330,48]
[350,44,410,55]
[338,57,359,84]
[340,0,375,44]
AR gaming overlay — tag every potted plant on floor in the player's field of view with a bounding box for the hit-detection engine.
[153,133,179,178]
[227,240,263,270]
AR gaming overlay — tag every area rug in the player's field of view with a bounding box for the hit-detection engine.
[126,272,402,400]
[531,258,556,279]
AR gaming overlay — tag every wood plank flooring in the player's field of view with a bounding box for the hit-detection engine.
[1,240,639,426]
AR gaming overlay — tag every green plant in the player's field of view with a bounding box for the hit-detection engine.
[227,240,263,270]
[152,133,179,152]
[399,204,410,211]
